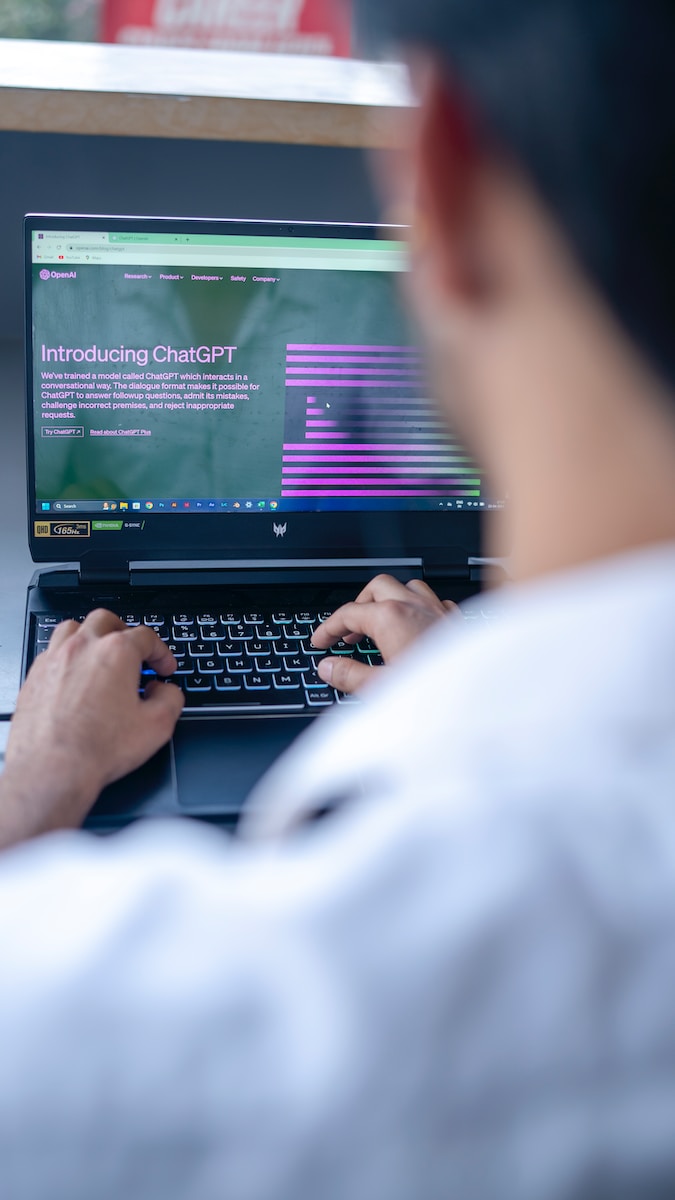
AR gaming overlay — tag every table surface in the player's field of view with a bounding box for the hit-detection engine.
[0,341,33,756]
[0,39,412,148]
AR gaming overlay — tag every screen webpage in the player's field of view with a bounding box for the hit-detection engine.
[31,227,499,518]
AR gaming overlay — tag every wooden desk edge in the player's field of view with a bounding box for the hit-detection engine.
[0,87,403,149]
[0,40,412,148]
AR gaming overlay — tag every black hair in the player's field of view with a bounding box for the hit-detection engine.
[357,0,675,390]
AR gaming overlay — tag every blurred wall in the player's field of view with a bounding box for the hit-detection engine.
[0,130,378,342]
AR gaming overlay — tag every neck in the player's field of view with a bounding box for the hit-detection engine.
[483,286,675,583]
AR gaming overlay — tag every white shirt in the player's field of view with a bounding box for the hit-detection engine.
[2,543,675,1199]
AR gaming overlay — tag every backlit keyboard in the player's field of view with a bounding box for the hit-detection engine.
[32,608,384,714]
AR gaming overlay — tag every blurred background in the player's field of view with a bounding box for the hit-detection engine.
[0,0,352,55]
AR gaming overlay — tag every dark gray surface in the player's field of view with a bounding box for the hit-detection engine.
[0,339,33,724]
[0,131,378,340]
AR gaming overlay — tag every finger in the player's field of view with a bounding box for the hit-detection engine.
[352,573,419,606]
[142,679,185,727]
[312,601,385,649]
[317,654,377,694]
[405,577,446,607]
[79,608,127,638]
[123,625,178,677]
[442,600,461,616]
[47,618,80,653]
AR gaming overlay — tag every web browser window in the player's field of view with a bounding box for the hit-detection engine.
[30,225,493,518]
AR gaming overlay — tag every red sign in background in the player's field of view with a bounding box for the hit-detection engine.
[102,1,351,56]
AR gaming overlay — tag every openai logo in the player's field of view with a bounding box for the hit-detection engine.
[39,269,50,281]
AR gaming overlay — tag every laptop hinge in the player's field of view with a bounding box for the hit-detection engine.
[423,566,472,582]
[423,555,502,584]
[78,555,131,585]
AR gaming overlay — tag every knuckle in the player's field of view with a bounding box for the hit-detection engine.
[86,607,113,624]
[104,630,131,661]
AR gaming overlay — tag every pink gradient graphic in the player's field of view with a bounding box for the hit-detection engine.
[282,342,480,500]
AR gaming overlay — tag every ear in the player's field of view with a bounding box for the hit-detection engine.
[409,60,487,304]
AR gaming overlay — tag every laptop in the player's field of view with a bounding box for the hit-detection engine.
[22,213,504,830]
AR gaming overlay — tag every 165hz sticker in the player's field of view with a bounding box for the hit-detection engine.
[34,521,91,538]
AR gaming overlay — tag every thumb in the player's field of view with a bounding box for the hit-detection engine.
[318,655,377,695]
[142,679,185,736]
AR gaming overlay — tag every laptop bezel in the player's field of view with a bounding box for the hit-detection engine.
[24,213,487,568]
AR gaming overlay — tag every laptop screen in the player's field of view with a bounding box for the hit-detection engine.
[28,217,501,517]
[26,215,502,565]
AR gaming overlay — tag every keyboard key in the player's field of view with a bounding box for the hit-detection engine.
[187,641,213,658]
[243,612,265,625]
[336,691,359,704]
[229,624,254,640]
[171,659,192,676]
[36,627,54,644]
[216,640,240,657]
[225,657,248,673]
[283,655,311,673]
[201,628,225,641]
[254,657,277,673]
[258,626,280,640]
[214,675,242,692]
[272,639,298,657]
[173,624,197,641]
[199,659,224,674]
[272,611,294,624]
[282,625,306,640]
[190,690,303,710]
[245,640,272,657]
[302,673,326,690]
[361,653,384,666]
[37,615,61,627]
[331,640,356,655]
[143,614,164,627]
[173,612,194,625]
[271,683,304,702]
[243,674,271,691]
[196,613,219,625]
[295,612,314,624]
[185,676,213,692]
[219,612,241,625]
[305,688,335,707]
[309,654,330,673]
[273,673,300,690]
[120,613,141,626]
[303,639,326,657]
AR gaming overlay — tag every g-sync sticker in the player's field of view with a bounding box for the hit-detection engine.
[34,521,91,538]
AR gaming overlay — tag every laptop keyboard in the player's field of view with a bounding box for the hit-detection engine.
[33,608,383,714]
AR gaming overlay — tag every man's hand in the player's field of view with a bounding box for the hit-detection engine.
[0,610,184,849]
[311,575,459,694]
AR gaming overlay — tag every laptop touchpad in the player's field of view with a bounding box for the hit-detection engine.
[173,718,313,816]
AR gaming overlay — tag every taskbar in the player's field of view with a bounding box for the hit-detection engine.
[37,497,503,514]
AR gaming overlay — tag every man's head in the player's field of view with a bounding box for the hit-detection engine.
[356,0,675,577]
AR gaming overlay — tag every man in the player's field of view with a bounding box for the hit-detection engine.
[2,0,675,1196]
